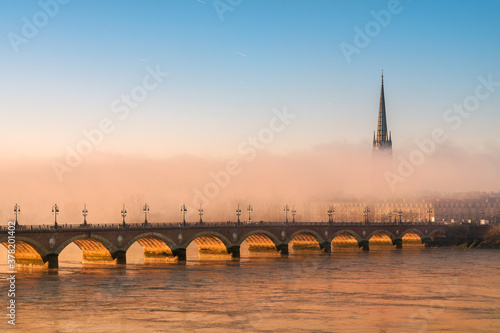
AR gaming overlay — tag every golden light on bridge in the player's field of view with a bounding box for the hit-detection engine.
[331,233,359,248]
[136,236,173,259]
[245,233,276,252]
[1,240,43,266]
[73,239,113,263]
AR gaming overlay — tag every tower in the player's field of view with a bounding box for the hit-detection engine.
[371,72,393,195]
[373,72,392,153]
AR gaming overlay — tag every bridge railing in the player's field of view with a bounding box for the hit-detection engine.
[0,221,449,233]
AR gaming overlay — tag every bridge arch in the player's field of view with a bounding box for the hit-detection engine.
[238,230,280,252]
[329,230,362,249]
[0,236,48,265]
[329,229,363,243]
[184,231,233,255]
[286,229,325,250]
[238,230,280,247]
[123,232,178,259]
[428,228,447,238]
[123,232,178,252]
[367,229,396,242]
[400,228,425,240]
[55,234,117,262]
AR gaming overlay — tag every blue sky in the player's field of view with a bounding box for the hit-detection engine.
[1,0,499,158]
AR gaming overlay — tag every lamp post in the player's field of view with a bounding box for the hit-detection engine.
[327,205,334,224]
[427,208,432,224]
[363,206,370,225]
[291,207,296,223]
[397,209,403,225]
[121,204,127,227]
[52,203,59,229]
[82,203,88,227]
[388,211,393,224]
[181,204,187,226]
[14,204,20,228]
[143,204,149,226]
[247,204,253,222]
[284,204,290,224]
[198,204,204,224]
[236,204,242,224]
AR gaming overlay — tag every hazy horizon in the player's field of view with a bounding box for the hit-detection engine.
[2,0,500,224]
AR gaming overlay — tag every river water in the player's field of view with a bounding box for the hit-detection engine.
[0,244,499,333]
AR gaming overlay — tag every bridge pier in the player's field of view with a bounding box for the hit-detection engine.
[45,253,59,269]
[227,246,240,258]
[320,242,331,254]
[358,240,369,251]
[277,244,289,255]
[113,251,127,265]
[393,238,403,249]
[421,237,431,247]
[173,248,187,261]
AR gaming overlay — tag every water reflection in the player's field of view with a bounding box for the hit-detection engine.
[0,246,499,332]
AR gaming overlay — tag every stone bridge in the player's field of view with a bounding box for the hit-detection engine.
[0,222,485,269]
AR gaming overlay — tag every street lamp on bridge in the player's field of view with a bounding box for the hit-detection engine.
[236,204,242,224]
[121,204,127,227]
[397,209,403,225]
[363,206,370,225]
[82,203,88,227]
[181,204,187,226]
[198,204,204,224]
[247,204,253,222]
[13,204,20,228]
[388,211,393,224]
[52,203,59,229]
[427,208,433,225]
[284,204,290,224]
[327,205,334,224]
[143,204,150,226]
[291,207,296,223]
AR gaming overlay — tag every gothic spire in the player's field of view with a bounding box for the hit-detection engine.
[377,72,387,143]
[373,71,392,152]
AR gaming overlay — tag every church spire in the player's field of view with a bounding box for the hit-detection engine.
[377,71,387,143]
[373,71,392,152]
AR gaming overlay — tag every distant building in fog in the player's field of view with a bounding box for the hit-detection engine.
[310,192,500,224]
